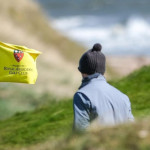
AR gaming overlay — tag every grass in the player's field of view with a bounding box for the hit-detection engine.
[0,66,150,150]
[0,99,73,148]
[111,66,150,117]
[51,118,150,150]
[0,83,54,120]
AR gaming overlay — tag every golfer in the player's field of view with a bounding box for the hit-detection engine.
[73,43,134,131]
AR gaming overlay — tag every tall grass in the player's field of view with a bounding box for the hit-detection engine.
[0,99,73,148]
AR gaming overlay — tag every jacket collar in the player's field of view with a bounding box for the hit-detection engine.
[79,73,105,89]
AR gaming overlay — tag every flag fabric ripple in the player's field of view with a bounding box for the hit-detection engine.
[0,41,41,84]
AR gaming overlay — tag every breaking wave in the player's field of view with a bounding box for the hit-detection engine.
[51,15,150,55]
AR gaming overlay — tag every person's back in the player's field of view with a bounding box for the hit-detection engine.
[73,43,134,131]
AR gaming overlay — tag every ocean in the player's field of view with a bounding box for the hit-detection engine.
[37,0,150,55]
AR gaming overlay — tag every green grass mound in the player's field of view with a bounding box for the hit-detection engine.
[0,66,150,149]
[0,100,73,148]
[111,65,150,117]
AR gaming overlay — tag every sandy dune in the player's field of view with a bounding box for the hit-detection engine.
[107,55,150,78]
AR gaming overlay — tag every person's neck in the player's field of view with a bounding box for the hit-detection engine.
[82,73,88,78]
[82,73,103,79]
[79,73,101,89]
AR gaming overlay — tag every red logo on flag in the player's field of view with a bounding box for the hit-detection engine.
[14,50,24,62]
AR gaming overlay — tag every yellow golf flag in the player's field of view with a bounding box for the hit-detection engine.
[0,41,41,84]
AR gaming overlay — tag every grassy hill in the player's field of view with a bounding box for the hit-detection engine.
[111,65,150,117]
[0,99,73,148]
[0,66,150,150]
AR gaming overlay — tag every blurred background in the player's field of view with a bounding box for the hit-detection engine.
[38,0,150,55]
[0,0,150,149]
[38,0,150,76]
[0,0,150,120]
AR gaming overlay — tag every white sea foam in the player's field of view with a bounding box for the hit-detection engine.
[51,15,150,55]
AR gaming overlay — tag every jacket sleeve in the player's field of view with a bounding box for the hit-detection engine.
[73,92,91,131]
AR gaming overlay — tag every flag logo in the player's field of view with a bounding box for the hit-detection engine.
[14,50,24,62]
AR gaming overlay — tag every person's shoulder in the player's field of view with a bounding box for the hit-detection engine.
[73,92,84,101]
[74,91,91,101]
[73,92,79,100]
[74,91,87,98]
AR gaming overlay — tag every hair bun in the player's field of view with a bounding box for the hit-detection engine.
[92,43,102,52]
